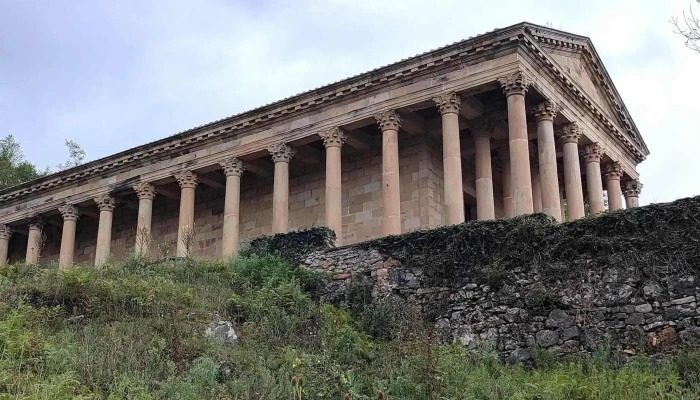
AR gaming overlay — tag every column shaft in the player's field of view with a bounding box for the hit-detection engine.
[272,161,290,233]
[534,102,562,221]
[269,143,294,234]
[136,198,153,253]
[174,171,198,258]
[582,144,605,215]
[223,174,242,255]
[376,110,402,235]
[325,145,343,244]
[221,157,245,257]
[0,225,11,267]
[531,168,543,213]
[562,142,585,219]
[506,94,534,216]
[623,180,642,208]
[604,162,624,211]
[434,93,465,225]
[500,149,514,218]
[94,195,116,266]
[474,134,495,220]
[58,204,79,269]
[26,219,43,264]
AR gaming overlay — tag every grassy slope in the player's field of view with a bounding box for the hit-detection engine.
[1,256,699,400]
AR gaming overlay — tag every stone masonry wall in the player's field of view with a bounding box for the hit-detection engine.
[303,197,700,363]
[7,133,448,264]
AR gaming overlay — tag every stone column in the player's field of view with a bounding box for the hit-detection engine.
[623,180,642,208]
[220,157,245,257]
[604,162,624,211]
[269,143,295,234]
[499,147,514,218]
[376,110,402,235]
[25,216,44,264]
[582,143,605,215]
[557,123,585,220]
[471,117,495,220]
[0,224,12,267]
[532,100,562,221]
[499,71,533,216]
[174,170,198,257]
[58,204,80,269]
[133,182,157,256]
[531,165,543,213]
[94,194,117,266]
[319,127,346,245]
[434,92,465,224]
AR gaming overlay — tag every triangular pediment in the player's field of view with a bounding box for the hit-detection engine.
[524,25,648,154]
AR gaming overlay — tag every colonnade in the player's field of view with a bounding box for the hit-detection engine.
[0,71,643,267]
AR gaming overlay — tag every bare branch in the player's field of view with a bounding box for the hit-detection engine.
[672,1,700,53]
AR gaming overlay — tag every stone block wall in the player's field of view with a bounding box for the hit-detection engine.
[7,133,448,263]
[303,197,700,362]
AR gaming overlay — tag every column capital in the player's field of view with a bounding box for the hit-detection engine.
[0,224,12,240]
[221,157,245,177]
[433,92,462,115]
[59,204,80,221]
[581,143,604,164]
[318,127,346,148]
[28,215,45,230]
[532,100,559,122]
[603,162,623,182]
[133,182,157,200]
[375,109,401,132]
[557,123,583,144]
[498,71,532,97]
[469,116,495,137]
[623,180,643,197]
[268,143,295,163]
[175,170,199,189]
[94,194,117,212]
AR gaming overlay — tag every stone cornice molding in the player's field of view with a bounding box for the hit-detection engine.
[375,110,402,132]
[433,92,462,115]
[581,143,604,164]
[94,194,117,212]
[498,71,532,97]
[174,170,199,189]
[623,180,642,197]
[58,204,80,222]
[268,143,295,163]
[133,182,157,200]
[532,100,559,122]
[0,224,12,240]
[27,215,45,230]
[0,22,647,206]
[318,127,346,149]
[557,123,583,145]
[220,157,245,177]
[603,162,623,182]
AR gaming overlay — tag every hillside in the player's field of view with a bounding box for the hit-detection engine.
[2,252,700,399]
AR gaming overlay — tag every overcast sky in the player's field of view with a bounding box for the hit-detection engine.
[1,0,698,205]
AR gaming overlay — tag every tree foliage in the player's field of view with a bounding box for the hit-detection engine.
[0,135,87,190]
[673,1,700,53]
[0,135,49,190]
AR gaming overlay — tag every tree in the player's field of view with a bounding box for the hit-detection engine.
[672,1,700,53]
[0,135,49,190]
[56,139,86,171]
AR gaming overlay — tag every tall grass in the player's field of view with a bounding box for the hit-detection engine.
[0,256,698,399]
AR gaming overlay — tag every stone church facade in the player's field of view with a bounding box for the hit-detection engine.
[0,23,649,267]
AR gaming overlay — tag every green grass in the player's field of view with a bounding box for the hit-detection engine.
[0,256,699,399]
